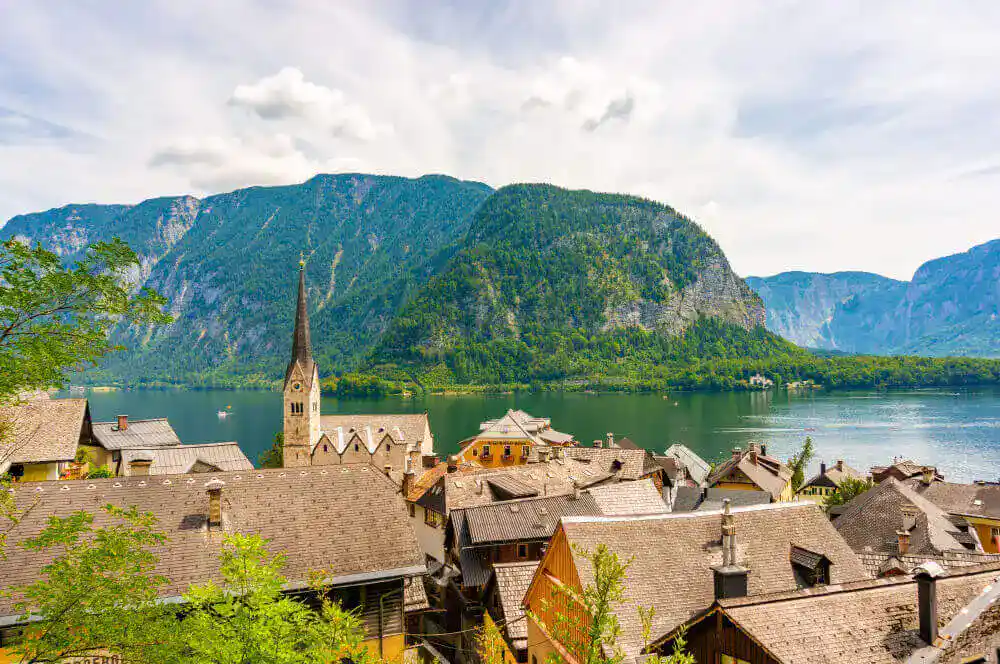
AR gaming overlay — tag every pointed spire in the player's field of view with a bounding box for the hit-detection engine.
[290,262,313,370]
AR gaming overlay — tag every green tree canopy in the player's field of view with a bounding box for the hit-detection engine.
[824,476,875,509]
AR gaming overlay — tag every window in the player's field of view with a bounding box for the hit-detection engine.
[425,510,440,528]
[354,443,359,452]
[408,504,416,518]
[0,626,24,649]
[504,446,512,458]
[312,402,318,412]
[323,444,328,453]
[289,402,304,415]
[517,544,528,559]
[482,445,491,457]
[532,656,538,664]
[721,656,749,664]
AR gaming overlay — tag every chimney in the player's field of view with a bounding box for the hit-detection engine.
[820,461,827,475]
[407,450,421,474]
[538,448,551,463]
[572,481,581,500]
[447,455,459,473]
[593,439,602,448]
[836,459,844,472]
[897,530,911,555]
[760,444,767,457]
[732,447,742,460]
[748,450,758,466]
[384,464,393,477]
[205,479,225,531]
[606,432,615,449]
[476,479,484,495]
[712,499,748,600]
[921,467,935,486]
[914,562,945,645]
[116,414,128,431]
[129,456,152,476]
[402,465,415,498]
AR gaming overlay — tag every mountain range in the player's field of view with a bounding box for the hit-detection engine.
[746,239,1000,358]
[3,175,779,387]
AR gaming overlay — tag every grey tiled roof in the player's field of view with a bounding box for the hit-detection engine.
[719,563,1000,664]
[663,444,711,485]
[564,447,660,481]
[493,561,539,646]
[404,577,430,613]
[670,487,773,513]
[119,443,253,476]
[801,460,864,491]
[560,502,868,660]
[857,550,1000,578]
[319,414,431,455]
[92,418,181,450]
[456,493,602,546]
[0,465,425,619]
[907,479,1000,520]
[834,478,975,556]
[0,396,88,466]
[586,479,668,516]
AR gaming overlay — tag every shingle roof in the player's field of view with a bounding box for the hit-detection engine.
[92,418,181,450]
[716,563,1000,664]
[493,561,539,647]
[563,447,660,481]
[834,478,975,555]
[404,577,430,613]
[907,479,1000,520]
[857,551,1000,579]
[707,447,791,500]
[456,493,602,546]
[802,460,864,491]
[662,444,711,485]
[586,479,668,516]
[0,465,425,619]
[443,458,614,513]
[319,414,431,455]
[119,443,254,476]
[0,396,87,466]
[559,502,868,660]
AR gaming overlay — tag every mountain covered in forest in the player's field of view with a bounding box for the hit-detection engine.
[369,184,787,385]
[747,239,1000,358]
[2,174,493,385]
[3,176,786,387]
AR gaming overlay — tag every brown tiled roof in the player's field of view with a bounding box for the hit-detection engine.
[907,479,1000,520]
[586,479,668,516]
[716,563,1000,664]
[92,418,181,450]
[493,561,539,647]
[0,465,424,619]
[319,414,431,454]
[834,478,974,555]
[802,460,864,490]
[707,447,792,500]
[406,462,450,503]
[564,447,660,481]
[456,493,601,547]
[0,397,87,466]
[857,550,1000,579]
[119,443,254,476]
[560,502,868,660]
[443,458,614,513]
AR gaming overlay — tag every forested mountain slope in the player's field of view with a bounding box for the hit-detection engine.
[2,174,493,384]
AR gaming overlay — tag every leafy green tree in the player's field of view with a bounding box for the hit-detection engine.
[788,437,815,491]
[824,476,875,509]
[258,432,284,469]
[640,609,695,664]
[85,465,114,479]
[475,614,509,664]
[0,237,172,398]
[8,504,176,664]
[176,533,377,664]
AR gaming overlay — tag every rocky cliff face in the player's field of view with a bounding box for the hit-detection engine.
[748,239,1000,357]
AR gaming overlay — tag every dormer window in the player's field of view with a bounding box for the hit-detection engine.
[292,382,302,391]
[791,546,831,588]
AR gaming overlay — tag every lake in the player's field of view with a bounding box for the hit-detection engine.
[72,387,1000,483]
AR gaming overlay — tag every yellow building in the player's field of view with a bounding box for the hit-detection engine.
[799,459,864,499]
[707,443,794,502]
[910,479,1000,554]
[0,394,90,482]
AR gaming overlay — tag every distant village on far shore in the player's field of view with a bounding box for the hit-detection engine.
[3,266,1000,664]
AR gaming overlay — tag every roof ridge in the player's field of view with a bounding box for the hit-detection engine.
[562,500,817,525]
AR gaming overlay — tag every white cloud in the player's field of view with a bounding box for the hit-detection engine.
[2,2,1000,279]
[229,67,391,141]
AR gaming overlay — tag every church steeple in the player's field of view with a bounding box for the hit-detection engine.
[289,262,314,374]
[283,258,321,467]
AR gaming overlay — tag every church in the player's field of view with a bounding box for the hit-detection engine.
[282,263,434,471]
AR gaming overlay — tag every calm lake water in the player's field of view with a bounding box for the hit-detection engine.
[70,388,1000,483]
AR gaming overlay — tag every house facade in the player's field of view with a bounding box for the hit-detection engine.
[799,459,864,498]
[0,394,91,481]
[707,443,794,502]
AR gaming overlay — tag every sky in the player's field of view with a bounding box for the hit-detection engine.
[2,1,1000,279]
